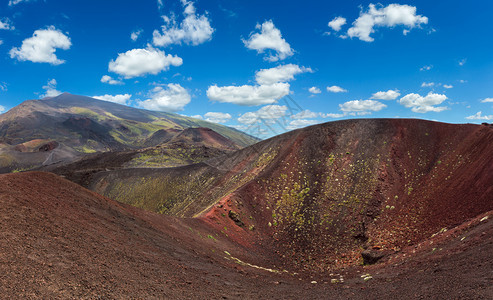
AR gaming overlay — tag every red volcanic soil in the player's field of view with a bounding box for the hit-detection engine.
[170,127,241,150]
[2,119,493,298]
[1,171,493,299]
[197,119,493,274]
[13,139,59,153]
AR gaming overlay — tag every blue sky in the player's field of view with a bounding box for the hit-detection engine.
[1,0,493,138]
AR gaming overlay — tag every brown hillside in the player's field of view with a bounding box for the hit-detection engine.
[170,127,241,150]
[89,119,493,273]
[200,119,493,272]
[2,171,493,298]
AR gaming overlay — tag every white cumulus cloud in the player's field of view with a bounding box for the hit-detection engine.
[292,110,319,119]
[399,92,448,113]
[138,83,191,112]
[243,20,294,62]
[443,84,453,89]
[0,18,14,30]
[255,64,312,85]
[108,46,183,78]
[371,89,400,100]
[328,17,347,31]
[347,4,428,42]
[327,85,347,93]
[421,82,435,88]
[420,65,432,71]
[480,98,493,103]
[41,79,62,98]
[100,75,123,85]
[130,29,143,42]
[8,0,34,6]
[287,119,319,130]
[10,26,71,65]
[204,112,232,123]
[309,87,321,94]
[237,112,259,125]
[0,105,5,113]
[321,113,345,118]
[466,112,493,121]
[238,105,288,125]
[339,100,387,113]
[93,94,132,105]
[153,0,214,47]
[207,83,290,106]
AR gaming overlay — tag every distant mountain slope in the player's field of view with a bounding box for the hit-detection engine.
[0,93,258,172]
[169,127,241,150]
[87,119,493,272]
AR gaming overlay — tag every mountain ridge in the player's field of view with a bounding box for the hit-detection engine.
[0,93,258,172]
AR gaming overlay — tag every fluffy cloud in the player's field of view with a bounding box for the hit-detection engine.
[138,83,191,112]
[243,20,294,62]
[292,110,319,119]
[255,105,287,121]
[237,112,259,125]
[339,100,387,113]
[255,64,312,85]
[93,94,131,105]
[0,105,5,113]
[8,0,33,6]
[41,79,62,98]
[466,112,493,121]
[398,92,448,113]
[287,119,319,130]
[420,65,432,71]
[204,112,232,123]
[207,83,290,106]
[481,98,493,103]
[327,85,347,93]
[371,89,400,100]
[153,0,214,47]
[10,26,71,65]
[443,84,453,89]
[321,113,345,118]
[238,105,288,125]
[421,82,435,87]
[309,87,321,94]
[347,4,428,42]
[328,17,347,31]
[0,18,14,30]
[130,29,143,42]
[108,46,182,78]
[100,75,123,85]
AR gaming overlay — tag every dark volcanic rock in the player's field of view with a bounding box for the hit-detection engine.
[38,141,59,152]
[362,249,387,265]
[228,210,244,227]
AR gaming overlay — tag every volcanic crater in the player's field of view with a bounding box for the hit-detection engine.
[2,118,493,299]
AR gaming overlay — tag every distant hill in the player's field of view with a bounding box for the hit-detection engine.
[0,93,258,172]
[169,127,241,150]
